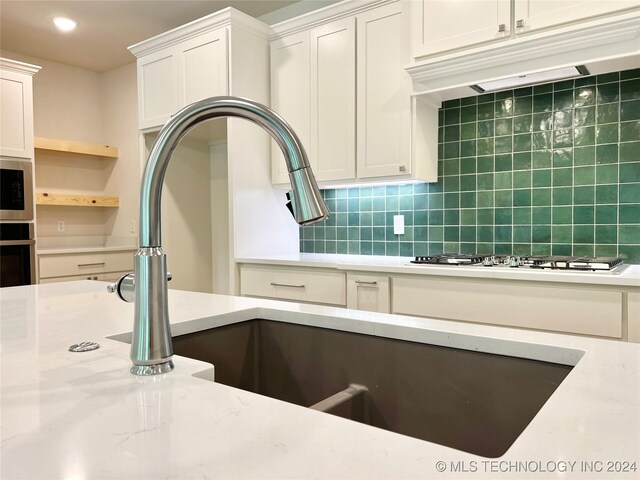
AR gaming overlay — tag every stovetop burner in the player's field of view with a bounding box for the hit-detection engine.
[411,254,484,265]
[410,254,625,271]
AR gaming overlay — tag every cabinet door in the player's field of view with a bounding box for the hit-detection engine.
[357,3,411,179]
[346,273,390,313]
[137,50,179,129]
[310,18,356,183]
[514,0,639,33]
[179,29,229,106]
[0,69,34,159]
[411,0,510,58]
[270,31,311,185]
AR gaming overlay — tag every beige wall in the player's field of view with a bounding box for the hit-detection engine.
[1,50,139,244]
[101,63,140,242]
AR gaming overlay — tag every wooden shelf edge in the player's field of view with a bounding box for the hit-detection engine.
[36,193,119,208]
[35,137,118,158]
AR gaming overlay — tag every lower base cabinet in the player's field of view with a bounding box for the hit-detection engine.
[237,262,637,342]
[38,250,135,284]
[392,275,624,340]
[346,273,390,313]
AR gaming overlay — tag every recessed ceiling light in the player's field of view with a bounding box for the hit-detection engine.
[53,17,77,32]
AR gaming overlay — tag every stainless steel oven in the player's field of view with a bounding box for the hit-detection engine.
[0,223,36,287]
[1,159,34,221]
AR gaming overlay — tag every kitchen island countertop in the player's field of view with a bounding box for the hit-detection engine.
[1,281,639,479]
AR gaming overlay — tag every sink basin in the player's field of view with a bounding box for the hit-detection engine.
[164,319,573,458]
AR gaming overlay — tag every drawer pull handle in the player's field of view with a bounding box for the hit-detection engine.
[355,280,378,286]
[78,262,106,267]
[270,282,305,288]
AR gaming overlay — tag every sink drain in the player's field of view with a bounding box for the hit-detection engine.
[68,342,100,352]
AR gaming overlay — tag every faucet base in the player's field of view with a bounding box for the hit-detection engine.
[130,360,174,376]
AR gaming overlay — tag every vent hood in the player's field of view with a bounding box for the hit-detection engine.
[406,12,640,101]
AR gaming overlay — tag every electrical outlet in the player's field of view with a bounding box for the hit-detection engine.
[57,221,65,232]
[129,220,136,234]
[393,215,405,235]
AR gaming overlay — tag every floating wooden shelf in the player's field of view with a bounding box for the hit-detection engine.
[35,137,118,158]
[36,193,119,208]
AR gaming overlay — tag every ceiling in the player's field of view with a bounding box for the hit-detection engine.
[0,1,300,72]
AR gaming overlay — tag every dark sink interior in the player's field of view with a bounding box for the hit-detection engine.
[172,319,572,457]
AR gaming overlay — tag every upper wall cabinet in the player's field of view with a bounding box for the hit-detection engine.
[407,0,640,93]
[270,32,311,185]
[270,0,434,187]
[130,10,257,130]
[513,0,640,33]
[412,0,638,59]
[412,0,510,57]
[0,58,40,159]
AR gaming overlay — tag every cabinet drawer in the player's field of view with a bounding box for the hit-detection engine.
[39,252,135,279]
[39,271,131,284]
[392,276,623,338]
[240,264,346,306]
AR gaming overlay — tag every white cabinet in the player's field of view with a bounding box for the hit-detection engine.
[240,264,346,306]
[131,9,301,295]
[310,18,356,183]
[346,273,390,313]
[178,29,228,105]
[514,0,639,34]
[38,250,135,283]
[0,59,39,159]
[271,18,356,184]
[629,292,640,343]
[132,23,229,130]
[411,0,510,58]
[136,50,179,130]
[270,1,434,187]
[270,32,311,185]
[392,275,624,339]
[356,3,411,179]
[412,0,638,59]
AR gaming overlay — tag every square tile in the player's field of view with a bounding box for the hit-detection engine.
[620,100,640,122]
[620,162,640,183]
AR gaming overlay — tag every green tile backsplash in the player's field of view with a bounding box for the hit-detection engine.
[300,69,640,263]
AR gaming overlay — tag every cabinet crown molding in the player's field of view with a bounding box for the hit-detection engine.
[0,57,41,76]
[128,7,272,58]
[406,10,640,94]
[270,0,396,39]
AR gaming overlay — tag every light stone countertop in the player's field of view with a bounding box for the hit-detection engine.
[236,253,640,287]
[1,281,639,479]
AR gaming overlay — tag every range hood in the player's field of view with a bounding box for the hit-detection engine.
[470,65,590,93]
[406,12,640,101]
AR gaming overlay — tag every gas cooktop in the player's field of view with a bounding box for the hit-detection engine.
[410,254,625,272]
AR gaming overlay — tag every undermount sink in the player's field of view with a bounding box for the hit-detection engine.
[112,319,574,458]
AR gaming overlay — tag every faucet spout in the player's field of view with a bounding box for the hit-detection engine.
[131,96,329,376]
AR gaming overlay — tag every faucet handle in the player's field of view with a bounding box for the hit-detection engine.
[108,272,172,303]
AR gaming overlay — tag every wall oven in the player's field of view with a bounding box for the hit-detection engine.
[1,159,34,221]
[0,223,36,287]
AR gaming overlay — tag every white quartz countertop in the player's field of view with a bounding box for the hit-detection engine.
[1,281,639,479]
[236,253,640,287]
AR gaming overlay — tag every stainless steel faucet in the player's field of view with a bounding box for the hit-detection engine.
[108,96,329,376]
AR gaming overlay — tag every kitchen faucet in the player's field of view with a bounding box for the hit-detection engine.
[108,96,329,375]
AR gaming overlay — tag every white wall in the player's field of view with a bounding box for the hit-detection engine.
[100,63,140,242]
